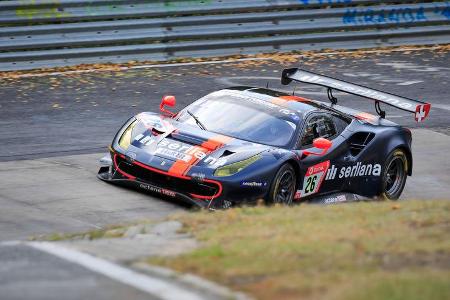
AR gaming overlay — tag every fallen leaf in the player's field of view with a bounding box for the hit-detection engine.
[392,204,401,210]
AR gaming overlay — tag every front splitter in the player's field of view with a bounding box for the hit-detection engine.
[97,169,211,208]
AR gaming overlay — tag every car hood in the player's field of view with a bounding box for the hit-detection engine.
[118,113,271,172]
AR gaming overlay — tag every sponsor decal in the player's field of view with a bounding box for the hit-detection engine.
[279,108,298,118]
[137,114,174,132]
[168,134,232,177]
[294,190,301,200]
[134,135,228,167]
[295,72,414,109]
[125,151,137,163]
[139,183,176,197]
[223,200,232,209]
[325,162,381,181]
[291,115,300,121]
[191,172,206,181]
[271,148,291,159]
[301,161,330,197]
[155,147,192,163]
[133,133,155,146]
[244,95,279,109]
[324,194,347,204]
[240,181,268,187]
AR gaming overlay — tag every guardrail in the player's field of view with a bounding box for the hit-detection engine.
[0,0,449,71]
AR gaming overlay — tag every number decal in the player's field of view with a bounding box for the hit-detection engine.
[305,177,312,193]
[301,161,330,197]
[305,175,318,194]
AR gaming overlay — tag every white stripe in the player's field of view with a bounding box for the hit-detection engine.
[0,240,21,246]
[1,45,441,79]
[433,104,450,112]
[27,242,204,300]
[396,80,424,86]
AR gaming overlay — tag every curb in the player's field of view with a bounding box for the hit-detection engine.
[1,240,251,300]
[133,262,252,300]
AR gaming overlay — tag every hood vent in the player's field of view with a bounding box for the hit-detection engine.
[170,132,204,146]
[151,128,164,136]
[220,150,235,158]
[348,132,375,156]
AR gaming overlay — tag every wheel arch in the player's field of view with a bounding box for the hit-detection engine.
[283,158,301,190]
[395,145,413,176]
[376,127,413,177]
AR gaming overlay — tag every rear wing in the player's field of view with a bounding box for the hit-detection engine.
[281,68,431,122]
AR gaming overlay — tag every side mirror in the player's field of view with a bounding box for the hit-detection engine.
[303,137,332,157]
[160,95,176,117]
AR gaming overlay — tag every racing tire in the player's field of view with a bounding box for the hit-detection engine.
[380,149,408,200]
[267,163,296,205]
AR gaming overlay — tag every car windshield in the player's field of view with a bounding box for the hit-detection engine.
[177,91,300,147]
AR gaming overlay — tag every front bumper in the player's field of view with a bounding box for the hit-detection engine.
[98,169,215,208]
[98,153,232,209]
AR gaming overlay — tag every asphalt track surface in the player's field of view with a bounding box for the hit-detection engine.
[0,243,157,300]
[0,47,449,300]
[1,47,449,162]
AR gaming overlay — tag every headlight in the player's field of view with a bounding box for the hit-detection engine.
[214,154,262,177]
[118,119,138,150]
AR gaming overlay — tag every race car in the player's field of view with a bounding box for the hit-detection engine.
[98,68,431,209]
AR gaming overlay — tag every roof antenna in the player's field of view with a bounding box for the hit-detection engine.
[266,81,269,89]
[292,86,296,96]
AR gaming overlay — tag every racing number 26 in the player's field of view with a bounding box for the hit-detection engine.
[305,175,318,193]
[301,161,330,197]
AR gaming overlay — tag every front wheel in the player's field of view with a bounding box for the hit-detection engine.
[380,149,408,200]
[267,163,297,205]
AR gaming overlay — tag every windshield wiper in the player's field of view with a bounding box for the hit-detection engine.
[187,110,207,131]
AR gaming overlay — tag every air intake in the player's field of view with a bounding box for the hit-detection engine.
[348,132,375,156]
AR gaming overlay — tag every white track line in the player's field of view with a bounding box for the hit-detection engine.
[27,242,205,300]
[2,45,442,79]
[433,104,450,112]
[0,240,21,246]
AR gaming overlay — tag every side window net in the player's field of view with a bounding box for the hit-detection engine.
[301,115,337,148]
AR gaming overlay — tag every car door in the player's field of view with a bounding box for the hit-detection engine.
[295,112,350,199]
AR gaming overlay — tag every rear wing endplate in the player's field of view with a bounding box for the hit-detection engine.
[281,68,431,122]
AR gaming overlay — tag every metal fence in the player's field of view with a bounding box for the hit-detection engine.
[0,0,449,71]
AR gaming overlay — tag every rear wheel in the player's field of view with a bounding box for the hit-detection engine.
[268,163,296,205]
[381,149,408,200]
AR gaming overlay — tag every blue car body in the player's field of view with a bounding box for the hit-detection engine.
[98,69,431,208]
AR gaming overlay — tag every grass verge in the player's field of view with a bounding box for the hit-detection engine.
[148,200,450,300]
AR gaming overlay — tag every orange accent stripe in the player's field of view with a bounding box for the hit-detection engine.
[201,134,233,150]
[271,95,311,107]
[355,112,377,121]
[183,135,232,175]
[168,145,207,176]
[270,98,288,106]
[279,95,311,102]
[167,134,232,176]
